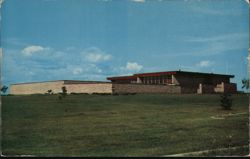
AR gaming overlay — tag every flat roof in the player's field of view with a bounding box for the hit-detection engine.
[174,70,234,77]
[107,70,234,80]
[11,80,111,85]
[106,75,137,80]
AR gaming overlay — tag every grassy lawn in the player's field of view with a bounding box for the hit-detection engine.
[1,94,249,157]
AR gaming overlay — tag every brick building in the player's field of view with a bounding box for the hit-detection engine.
[9,70,237,95]
[107,70,237,94]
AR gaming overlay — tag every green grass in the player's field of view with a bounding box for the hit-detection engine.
[1,94,249,157]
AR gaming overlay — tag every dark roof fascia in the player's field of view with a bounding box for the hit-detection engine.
[175,71,234,78]
[106,75,137,80]
[107,70,234,80]
[134,71,177,77]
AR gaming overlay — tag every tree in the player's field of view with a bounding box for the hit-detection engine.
[47,89,53,95]
[58,86,67,100]
[242,78,249,90]
[220,93,232,110]
[62,86,67,98]
[1,85,8,93]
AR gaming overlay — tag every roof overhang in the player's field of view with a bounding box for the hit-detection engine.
[107,75,137,81]
[106,70,235,81]
[134,71,177,77]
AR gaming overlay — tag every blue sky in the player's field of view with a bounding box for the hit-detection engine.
[1,0,249,91]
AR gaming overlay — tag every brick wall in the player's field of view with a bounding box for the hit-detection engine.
[10,81,236,95]
[224,83,237,93]
[10,81,112,95]
[174,74,230,86]
[198,82,237,94]
[181,86,198,93]
[199,84,215,93]
[112,83,181,94]
[65,83,112,94]
[10,81,65,95]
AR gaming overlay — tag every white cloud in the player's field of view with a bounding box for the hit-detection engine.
[72,68,83,75]
[131,0,145,3]
[85,53,112,63]
[185,33,247,43]
[196,60,213,67]
[83,47,112,63]
[102,0,111,1]
[0,0,4,9]
[175,33,248,57]
[0,48,2,60]
[22,45,47,56]
[124,62,143,72]
[3,46,114,85]
[190,4,242,16]
[117,62,143,75]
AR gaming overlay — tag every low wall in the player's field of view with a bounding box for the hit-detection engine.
[201,84,214,93]
[10,81,236,95]
[112,84,181,94]
[10,81,65,95]
[181,86,198,94]
[65,83,112,94]
[198,84,221,94]
[224,83,237,93]
[10,82,113,95]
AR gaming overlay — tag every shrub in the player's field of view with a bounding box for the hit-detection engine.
[220,93,232,110]
[58,86,67,100]
[61,86,67,98]
[47,89,53,95]
[58,95,63,100]
[92,93,111,95]
[1,85,8,93]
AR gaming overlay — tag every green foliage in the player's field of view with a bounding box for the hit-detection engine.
[62,86,67,97]
[241,78,249,90]
[47,89,53,95]
[1,85,8,93]
[58,86,67,100]
[58,95,62,100]
[220,93,232,110]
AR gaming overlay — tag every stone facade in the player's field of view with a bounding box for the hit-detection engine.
[174,74,230,86]
[65,83,112,94]
[108,70,237,94]
[197,84,215,94]
[10,80,112,95]
[197,82,237,94]
[112,83,181,94]
[10,81,65,95]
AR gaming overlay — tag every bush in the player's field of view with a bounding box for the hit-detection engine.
[46,89,53,95]
[58,86,67,100]
[220,93,232,110]
[92,92,112,95]
[62,86,67,97]
[70,92,91,95]
[58,95,63,100]
[112,92,137,96]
